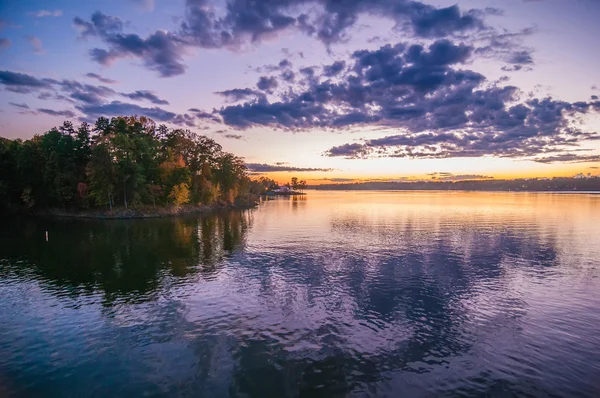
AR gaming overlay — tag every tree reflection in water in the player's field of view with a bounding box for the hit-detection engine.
[0,211,252,304]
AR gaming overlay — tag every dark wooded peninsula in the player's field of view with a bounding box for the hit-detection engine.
[315,177,600,192]
[0,116,276,217]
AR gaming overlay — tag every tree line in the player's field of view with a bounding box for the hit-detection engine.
[0,116,272,215]
[315,178,600,191]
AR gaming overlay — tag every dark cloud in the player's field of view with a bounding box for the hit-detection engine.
[219,97,329,129]
[507,50,534,65]
[324,177,356,182]
[215,88,265,102]
[85,72,117,84]
[9,102,30,110]
[73,0,488,76]
[223,134,244,140]
[207,39,598,160]
[37,92,53,100]
[323,60,346,77]
[77,100,177,122]
[58,80,116,104]
[74,11,124,39]
[409,4,481,38]
[121,90,169,105]
[533,153,600,164]
[326,143,370,158]
[474,27,536,68]
[281,70,295,82]
[90,30,187,77]
[0,70,55,93]
[190,109,221,122]
[592,95,599,100]
[255,59,293,73]
[0,69,205,128]
[429,173,494,181]
[257,76,278,92]
[501,64,527,72]
[37,108,77,118]
[171,113,197,127]
[75,12,185,77]
[246,163,334,172]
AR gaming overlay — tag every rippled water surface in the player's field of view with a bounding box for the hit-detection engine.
[2,191,600,397]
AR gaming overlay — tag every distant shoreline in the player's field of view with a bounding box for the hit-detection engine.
[313,177,600,193]
[313,188,600,193]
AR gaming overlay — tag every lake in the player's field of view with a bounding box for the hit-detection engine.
[1,191,600,397]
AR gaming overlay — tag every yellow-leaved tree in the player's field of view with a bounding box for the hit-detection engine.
[169,183,190,207]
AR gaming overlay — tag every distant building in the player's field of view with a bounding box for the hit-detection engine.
[275,186,291,193]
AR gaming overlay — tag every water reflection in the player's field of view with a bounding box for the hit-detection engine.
[1,192,600,397]
[0,211,251,303]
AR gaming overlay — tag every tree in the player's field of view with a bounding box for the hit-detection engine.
[298,180,307,193]
[87,143,116,210]
[291,177,299,191]
[169,183,190,206]
[0,115,260,213]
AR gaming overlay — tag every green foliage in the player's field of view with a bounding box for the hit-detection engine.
[0,116,252,213]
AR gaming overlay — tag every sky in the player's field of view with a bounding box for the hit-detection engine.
[1,0,600,184]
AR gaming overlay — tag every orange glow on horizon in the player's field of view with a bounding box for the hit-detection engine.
[255,166,600,186]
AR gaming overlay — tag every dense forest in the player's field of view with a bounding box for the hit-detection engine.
[315,178,600,192]
[0,116,274,216]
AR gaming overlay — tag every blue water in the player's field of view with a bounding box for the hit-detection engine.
[1,191,600,397]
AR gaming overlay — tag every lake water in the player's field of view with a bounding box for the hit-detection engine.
[1,191,600,397]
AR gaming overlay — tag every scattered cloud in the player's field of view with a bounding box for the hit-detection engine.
[30,10,62,18]
[0,19,22,30]
[223,134,244,140]
[533,153,600,164]
[321,177,356,182]
[131,0,155,11]
[429,173,494,181]
[216,88,265,102]
[246,163,334,172]
[77,100,175,122]
[26,36,44,54]
[9,102,30,110]
[37,108,76,118]
[121,90,169,105]
[257,76,278,92]
[0,69,205,127]
[0,70,55,93]
[85,72,117,84]
[0,38,10,51]
[72,0,490,77]
[206,39,598,160]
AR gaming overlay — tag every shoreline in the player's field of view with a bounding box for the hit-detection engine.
[33,202,259,220]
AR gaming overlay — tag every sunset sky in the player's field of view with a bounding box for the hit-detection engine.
[1,0,599,184]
